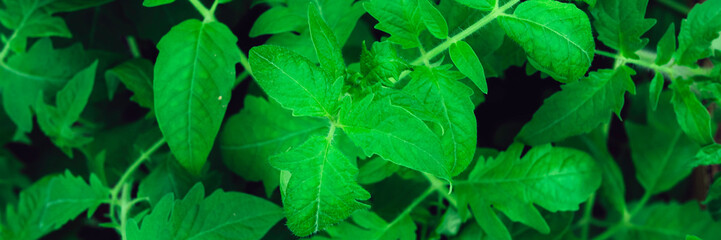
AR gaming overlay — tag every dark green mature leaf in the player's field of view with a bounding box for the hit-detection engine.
[137,156,197,206]
[675,0,721,66]
[405,65,476,176]
[457,143,600,236]
[0,151,30,207]
[518,67,636,145]
[1,39,92,142]
[105,58,154,112]
[220,96,327,196]
[623,202,721,239]
[360,41,409,86]
[35,61,98,157]
[418,0,448,39]
[127,184,283,240]
[626,118,699,194]
[308,2,345,79]
[322,210,416,240]
[339,95,448,180]
[249,45,342,118]
[705,176,721,221]
[154,19,240,174]
[671,82,714,145]
[498,0,595,83]
[450,40,487,94]
[591,0,656,58]
[656,23,676,65]
[357,156,400,185]
[451,0,493,11]
[270,133,370,237]
[1,171,108,240]
[364,0,424,48]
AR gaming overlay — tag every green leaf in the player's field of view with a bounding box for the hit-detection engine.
[308,2,345,79]
[0,39,92,142]
[338,95,448,180]
[219,96,327,196]
[137,156,197,206]
[449,40,487,94]
[675,0,721,66]
[127,183,283,240]
[451,0,493,11]
[405,65,477,176]
[457,143,600,236]
[518,67,636,145]
[364,0,424,48]
[498,0,595,83]
[270,133,370,236]
[153,19,240,174]
[249,45,342,117]
[1,171,108,240]
[626,119,699,194]
[249,7,305,37]
[322,210,416,240]
[143,0,175,7]
[463,196,510,240]
[105,58,154,112]
[695,144,721,166]
[649,71,664,111]
[418,0,448,39]
[35,61,98,157]
[360,41,409,86]
[671,82,714,145]
[656,23,676,65]
[590,0,656,58]
[357,156,400,185]
[0,151,30,207]
[623,202,721,239]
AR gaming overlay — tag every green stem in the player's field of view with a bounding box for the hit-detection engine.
[118,183,131,240]
[126,36,141,59]
[239,50,252,76]
[188,0,214,22]
[399,0,520,79]
[423,173,457,207]
[110,138,166,195]
[591,192,650,240]
[591,222,627,240]
[656,0,690,14]
[581,193,596,240]
[380,187,435,238]
[595,50,710,78]
[629,191,652,217]
[235,70,250,86]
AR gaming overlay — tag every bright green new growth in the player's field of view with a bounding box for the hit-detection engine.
[498,0,595,83]
[154,19,240,174]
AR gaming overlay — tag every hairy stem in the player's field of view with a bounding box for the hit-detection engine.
[595,49,710,78]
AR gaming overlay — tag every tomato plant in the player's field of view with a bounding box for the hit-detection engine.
[1,0,721,239]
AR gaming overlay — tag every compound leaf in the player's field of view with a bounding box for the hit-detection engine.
[518,67,636,145]
[591,0,656,58]
[249,45,342,118]
[153,19,240,174]
[360,41,409,86]
[127,183,283,240]
[498,0,595,83]
[270,134,370,237]
[219,96,327,197]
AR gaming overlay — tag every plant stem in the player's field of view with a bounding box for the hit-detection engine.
[110,138,166,195]
[239,50,252,76]
[656,0,690,14]
[380,187,435,238]
[423,173,457,207]
[590,222,627,240]
[590,192,651,240]
[595,49,710,78]
[581,193,596,240]
[188,0,214,22]
[118,183,131,240]
[629,191,652,216]
[399,0,520,80]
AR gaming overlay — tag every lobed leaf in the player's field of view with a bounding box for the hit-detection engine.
[364,0,424,48]
[675,0,721,66]
[105,58,155,112]
[591,0,656,58]
[671,82,714,145]
[308,2,345,79]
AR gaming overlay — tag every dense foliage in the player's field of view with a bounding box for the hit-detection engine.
[1,0,721,239]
